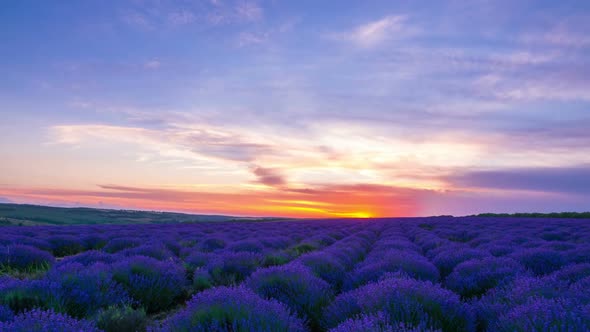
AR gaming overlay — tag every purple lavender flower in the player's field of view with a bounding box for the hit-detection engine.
[158,286,306,332]
[112,255,187,313]
[11,238,52,252]
[297,252,347,288]
[432,248,490,277]
[511,248,566,275]
[566,245,590,264]
[445,257,527,298]
[550,263,590,284]
[206,252,262,286]
[0,245,55,272]
[262,250,294,267]
[192,268,212,292]
[184,252,211,271]
[345,250,439,290]
[103,237,142,253]
[323,276,475,331]
[491,298,590,332]
[479,243,514,257]
[568,275,590,304]
[120,243,175,261]
[370,239,422,254]
[47,236,84,257]
[81,234,108,250]
[0,277,47,314]
[227,240,265,253]
[259,236,292,249]
[0,308,100,332]
[0,305,13,323]
[246,262,333,330]
[476,275,569,330]
[199,237,226,252]
[43,262,133,318]
[58,250,119,266]
[329,311,441,332]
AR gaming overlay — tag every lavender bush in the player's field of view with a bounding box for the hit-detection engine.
[0,305,13,323]
[0,308,100,332]
[0,245,55,273]
[329,311,441,332]
[510,248,567,275]
[43,262,133,318]
[323,276,475,331]
[445,257,527,298]
[47,236,84,257]
[157,286,306,332]
[491,298,590,331]
[345,250,439,290]
[112,256,186,313]
[432,248,490,278]
[246,262,333,329]
[206,252,262,286]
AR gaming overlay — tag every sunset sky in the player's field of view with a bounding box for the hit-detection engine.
[1,1,589,218]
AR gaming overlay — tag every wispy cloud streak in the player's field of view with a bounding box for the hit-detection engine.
[329,15,415,47]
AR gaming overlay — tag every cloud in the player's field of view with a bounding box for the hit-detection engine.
[0,197,12,204]
[193,142,274,162]
[485,76,590,102]
[446,166,590,195]
[252,166,286,187]
[236,31,269,47]
[466,49,590,102]
[234,1,263,22]
[207,0,263,24]
[522,21,590,48]
[120,0,262,30]
[330,15,414,47]
[98,185,155,193]
[67,100,94,109]
[168,10,195,25]
[235,17,298,47]
[182,128,276,162]
[50,124,277,163]
[543,31,590,47]
[121,11,153,30]
[144,60,161,69]
[504,119,590,150]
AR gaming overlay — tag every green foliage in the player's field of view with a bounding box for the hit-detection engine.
[192,270,212,292]
[94,306,148,332]
[288,242,317,256]
[418,223,435,230]
[0,287,46,314]
[262,252,292,267]
[0,262,52,279]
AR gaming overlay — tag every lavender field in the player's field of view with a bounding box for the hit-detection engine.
[0,217,589,331]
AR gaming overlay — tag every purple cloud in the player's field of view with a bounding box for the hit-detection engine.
[446,166,590,195]
[252,166,286,187]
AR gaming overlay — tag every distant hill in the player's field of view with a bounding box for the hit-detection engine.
[0,203,282,226]
[474,212,590,219]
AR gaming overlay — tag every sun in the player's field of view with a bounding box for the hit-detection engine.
[348,211,373,218]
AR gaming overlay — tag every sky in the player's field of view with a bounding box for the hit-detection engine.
[1,0,589,218]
